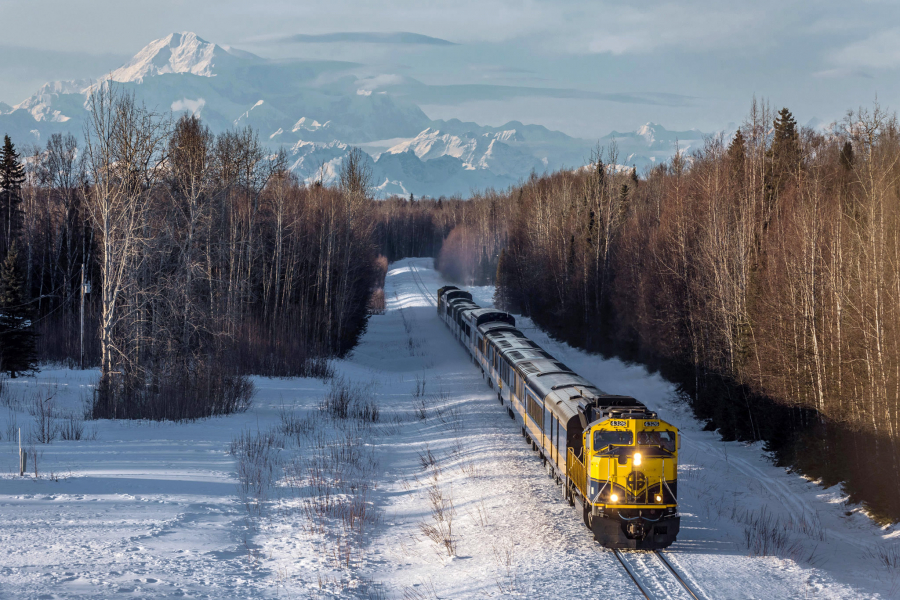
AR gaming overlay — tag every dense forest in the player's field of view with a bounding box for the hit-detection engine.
[0,85,380,420]
[424,101,900,518]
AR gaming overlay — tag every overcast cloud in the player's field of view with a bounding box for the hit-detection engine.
[1,0,897,136]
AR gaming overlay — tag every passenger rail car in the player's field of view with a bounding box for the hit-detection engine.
[437,286,680,549]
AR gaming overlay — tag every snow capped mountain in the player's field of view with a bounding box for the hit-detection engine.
[0,32,710,197]
[600,122,708,170]
[107,32,258,83]
[384,128,550,179]
[292,117,330,132]
[11,79,93,124]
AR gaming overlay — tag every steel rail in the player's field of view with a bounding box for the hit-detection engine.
[654,551,703,600]
[613,550,652,600]
[409,260,437,305]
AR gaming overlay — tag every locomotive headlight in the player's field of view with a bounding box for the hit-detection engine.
[655,494,663,503]
[634,452,642,466]
[610,494,619,503]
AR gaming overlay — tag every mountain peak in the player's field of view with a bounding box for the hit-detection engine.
[107,32,255,83]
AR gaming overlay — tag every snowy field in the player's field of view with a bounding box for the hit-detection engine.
[1,258,898,598]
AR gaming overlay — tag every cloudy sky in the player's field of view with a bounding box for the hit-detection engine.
[1,0,897,137]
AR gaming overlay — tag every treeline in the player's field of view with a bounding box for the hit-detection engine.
[372,192,508,285]
[429,101,900,516]
[0,85,380,420]
[496,101,900,440]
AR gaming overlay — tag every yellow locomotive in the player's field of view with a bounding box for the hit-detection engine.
[438,285,680,549]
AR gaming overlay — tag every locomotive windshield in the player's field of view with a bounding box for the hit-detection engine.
[638,430,676,453]
[593,429,633,451]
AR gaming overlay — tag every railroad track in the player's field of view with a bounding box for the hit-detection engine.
[613,550,705,600]
[408,260,437,306]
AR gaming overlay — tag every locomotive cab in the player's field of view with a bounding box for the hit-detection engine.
[576,412,681,549]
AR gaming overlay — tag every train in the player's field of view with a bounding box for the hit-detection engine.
[437,285,680,549]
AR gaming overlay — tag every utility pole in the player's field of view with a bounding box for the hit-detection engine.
[80,265,85,370]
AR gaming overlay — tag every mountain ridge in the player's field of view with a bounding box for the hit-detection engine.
[0,32,709,197]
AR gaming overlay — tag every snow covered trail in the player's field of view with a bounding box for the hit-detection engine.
[0,258,896,598]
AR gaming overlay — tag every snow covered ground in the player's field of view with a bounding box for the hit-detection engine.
[1,258,898,598]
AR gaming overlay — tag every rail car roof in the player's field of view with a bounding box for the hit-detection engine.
[451,302,480,317]
[449,298,479,311]
[444,290,473,303]
[487,335,530,352]
[437,285,459,301]
[516,357,574,376]
[478,323,523,336]
[452,301,480,311]
[529,373,601,399]
[485,329,528,341]
[499,347,553,363]
[544,384,611,423]
[447,298,475,306]
[448,298,478,309]
[468,308,515,327]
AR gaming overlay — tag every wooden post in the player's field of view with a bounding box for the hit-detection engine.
[18,427,24,476]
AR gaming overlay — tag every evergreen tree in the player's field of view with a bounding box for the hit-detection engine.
[764,108,800,220]
[0,242,37,377]
[0,135,25,253]
[631,166,639,186]
[770,107,800,171]
[840,140,854,171]
[728,129,746,183]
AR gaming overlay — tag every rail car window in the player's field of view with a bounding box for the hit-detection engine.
[638,430,676,453]
[526,391,544,430]
[593,430,633,451]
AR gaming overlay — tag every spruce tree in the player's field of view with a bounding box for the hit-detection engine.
[764,108,800,219]
[770,108,800,171]
[0,242,37,377]
[840,140,854,171]
[0,136,25,254]
[728,129,746,184]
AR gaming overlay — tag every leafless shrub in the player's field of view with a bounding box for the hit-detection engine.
[406,337,422,356]
[491,540,520,595]
[459,458,481,478]
[230,429,281,516]
[279,408,316,440]
[736,506,804,558]
[403,579,439,600]
[320,377,379,423]
[368,288,386,315]
[412,374,426,398]
[867,544,900,570]
[783,510,826,542]
[413,398,428,421]
[379,412,404,436]
[434,396,461,433]
[417,445,438,470]
[5,408,17,442]
[91,361,254,421]
[59,413,97,441]
[419,478,456,557]
[469,500,489,527]
[281,383,382,571]
[27,442,41,478]
[28,390,58,444]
